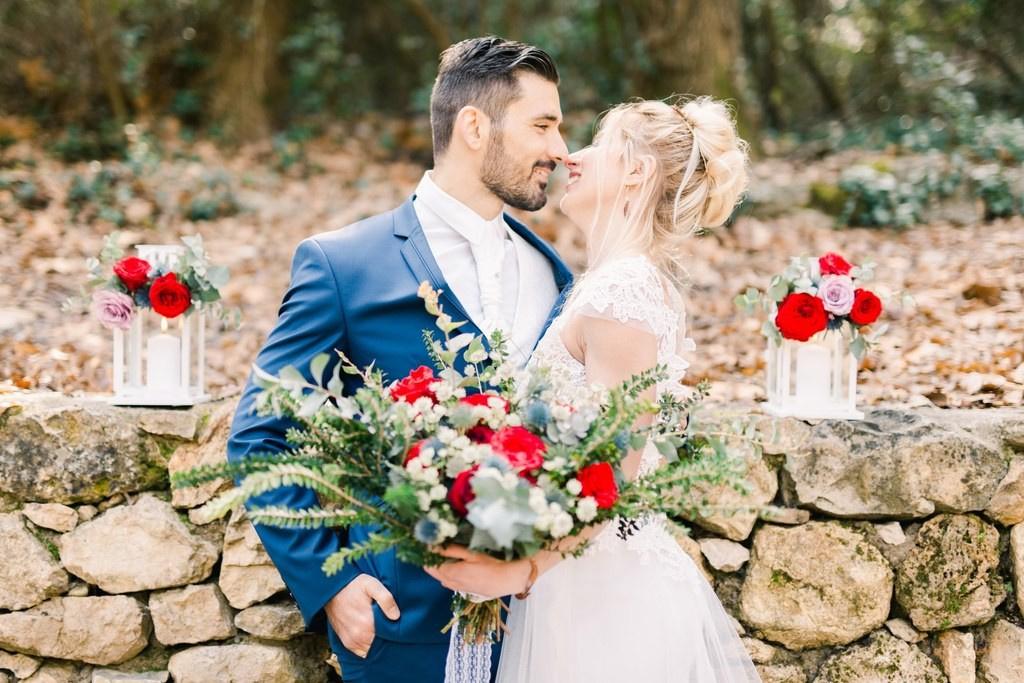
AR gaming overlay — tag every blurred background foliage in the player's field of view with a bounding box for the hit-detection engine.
[2,1,1022,405]
[1,0,1023,229]
[1,0,1021,154]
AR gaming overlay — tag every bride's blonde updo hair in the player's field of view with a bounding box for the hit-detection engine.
[587,96,749,288]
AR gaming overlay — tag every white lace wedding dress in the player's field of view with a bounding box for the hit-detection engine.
[495,255,762,683]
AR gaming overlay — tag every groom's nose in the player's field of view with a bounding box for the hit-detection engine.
[548,132,568,165]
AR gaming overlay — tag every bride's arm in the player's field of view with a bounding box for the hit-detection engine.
[424,316,658,598]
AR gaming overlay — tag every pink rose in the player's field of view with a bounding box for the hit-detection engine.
[818,275,855,316]
[91,289,135,331]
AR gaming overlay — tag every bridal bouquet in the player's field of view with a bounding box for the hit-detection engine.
[174,284,751,643]
[734,251,886,358]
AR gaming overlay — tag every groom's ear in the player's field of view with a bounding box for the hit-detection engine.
[454,106,491,153]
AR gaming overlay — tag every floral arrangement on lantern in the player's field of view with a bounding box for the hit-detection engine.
[69,232,240,330]
[735,252,887,357]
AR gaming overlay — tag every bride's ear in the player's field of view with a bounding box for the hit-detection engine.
[623,154,656,188]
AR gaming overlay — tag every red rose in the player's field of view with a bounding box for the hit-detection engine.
[113,256,151,291]
[149,272,191,319]
[403,439,430,466]
[577,462,619,509]
[491,426,546,474]
[775,293,828,342]
[389,366,438,404]
[818,252,853,276]
[459,393,510,413]
[448,466,479,517]
[466,425,495,444]
[849,289,883,326]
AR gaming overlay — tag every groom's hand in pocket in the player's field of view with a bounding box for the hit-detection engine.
[325,574,401,658]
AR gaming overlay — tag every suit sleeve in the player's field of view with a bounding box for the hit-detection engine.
[226,237,361,631]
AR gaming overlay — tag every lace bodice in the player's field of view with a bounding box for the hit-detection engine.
[530,255,695,474]
[528,255,697,572]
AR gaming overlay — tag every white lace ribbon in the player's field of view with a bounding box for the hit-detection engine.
[443,621,492,683]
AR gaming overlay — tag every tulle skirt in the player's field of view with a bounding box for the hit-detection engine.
[496,519,762,683]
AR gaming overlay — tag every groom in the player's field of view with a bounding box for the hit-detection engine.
[227,36,572,682]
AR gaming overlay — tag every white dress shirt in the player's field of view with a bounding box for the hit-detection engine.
[413,171,559,367]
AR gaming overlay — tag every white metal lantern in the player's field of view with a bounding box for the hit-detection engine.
[764,329,863,420]
[109,244,210,407]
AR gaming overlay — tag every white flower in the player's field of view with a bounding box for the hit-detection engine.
[413,396,434,414]
[551,405,571,422]
[434,383,455,402]
[550,511,574,538]
[543,456,567,472]
[528,487,549,515]
[416,491,432,512]
[576,496,598,523]
[437,427,457,444]
[429,484,448,501]
[566,478,583,496]
[437,519,458,541]
[505,414,522,427]
[420,467,440,485]
[534,513,552,533]
[451,435,472,450]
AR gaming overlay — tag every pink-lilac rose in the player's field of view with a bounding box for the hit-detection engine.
[817,275,856,316]
[91,289,135,330]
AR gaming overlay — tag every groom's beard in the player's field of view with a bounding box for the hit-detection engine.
[481,131,554,211]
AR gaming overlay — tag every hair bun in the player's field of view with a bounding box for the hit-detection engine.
[679,97,749,227]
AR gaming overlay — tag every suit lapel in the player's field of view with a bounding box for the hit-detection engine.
[394,196,575,358]
[394,198,476,329]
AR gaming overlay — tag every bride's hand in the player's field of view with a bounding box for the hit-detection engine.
[423,545,534,600]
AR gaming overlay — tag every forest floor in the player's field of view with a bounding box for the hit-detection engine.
[1,125,1022,410]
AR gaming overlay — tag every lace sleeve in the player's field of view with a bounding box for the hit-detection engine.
[568,256,676,337]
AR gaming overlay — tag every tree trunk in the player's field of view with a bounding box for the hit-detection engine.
[208,0,288,143]
[624,0,757,143]
[788,0,846,119]
[78,0,128,124]
[742,0,785,130]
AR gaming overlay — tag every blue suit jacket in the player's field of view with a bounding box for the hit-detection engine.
[226,197,573,652]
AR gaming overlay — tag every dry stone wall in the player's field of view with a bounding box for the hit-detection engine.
[1,392,1022,682]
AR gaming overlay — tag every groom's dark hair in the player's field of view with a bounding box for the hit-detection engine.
[430,36,559,159]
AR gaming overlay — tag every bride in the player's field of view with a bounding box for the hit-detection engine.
[426,96,762,683]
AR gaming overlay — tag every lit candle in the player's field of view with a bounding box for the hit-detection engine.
[146,318,181,389]
[795,342,831,402]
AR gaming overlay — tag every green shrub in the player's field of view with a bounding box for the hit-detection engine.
[970,167,1021,220]
[185,170,239,222]
[50,124,126,162]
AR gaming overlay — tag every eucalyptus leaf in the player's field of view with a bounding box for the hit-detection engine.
[310,354,330,385]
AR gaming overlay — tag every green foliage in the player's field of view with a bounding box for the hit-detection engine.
[185,170,239,222]
[2,0,1021,148]
[51,124,127,163]
[835,159,966,228]
[837,166,930,228]
[970,167,1023,220]
[66,166,133,226]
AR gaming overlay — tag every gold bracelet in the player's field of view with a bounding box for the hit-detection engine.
[515,558,539,600]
